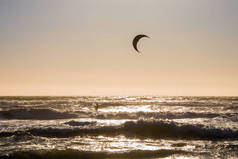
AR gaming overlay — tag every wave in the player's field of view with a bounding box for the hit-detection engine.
[0,109,78,120]
[0,108,236,121]
[28,120,238,140]
[95,111,228,120]
[64,120,96,126]
[1,96,236,109]
[0,149,188,159]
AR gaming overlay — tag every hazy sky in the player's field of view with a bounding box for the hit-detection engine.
[1,0,238,96]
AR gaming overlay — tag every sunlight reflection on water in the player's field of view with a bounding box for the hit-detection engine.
[0,96,238,158]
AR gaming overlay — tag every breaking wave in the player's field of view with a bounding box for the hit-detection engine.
[0,149,189,159]
[95,111,223,120]
[27,120,238,140]
[2,108,235,121]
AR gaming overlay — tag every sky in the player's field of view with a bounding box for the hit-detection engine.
[0,0,238,96]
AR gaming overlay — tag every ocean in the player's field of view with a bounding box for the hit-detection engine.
[0,96,238,159]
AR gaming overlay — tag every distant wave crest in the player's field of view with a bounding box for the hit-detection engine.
[0,109,78,120]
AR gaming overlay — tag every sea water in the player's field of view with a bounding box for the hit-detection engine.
[0,96,238,158]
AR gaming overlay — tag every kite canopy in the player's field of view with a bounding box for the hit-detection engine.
[132,34,150,53]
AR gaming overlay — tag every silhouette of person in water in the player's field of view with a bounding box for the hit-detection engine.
[94,103,99,111]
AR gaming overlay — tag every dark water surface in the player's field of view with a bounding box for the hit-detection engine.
[0,96,238,158]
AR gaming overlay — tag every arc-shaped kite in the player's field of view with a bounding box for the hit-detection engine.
[132,34,150,53]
